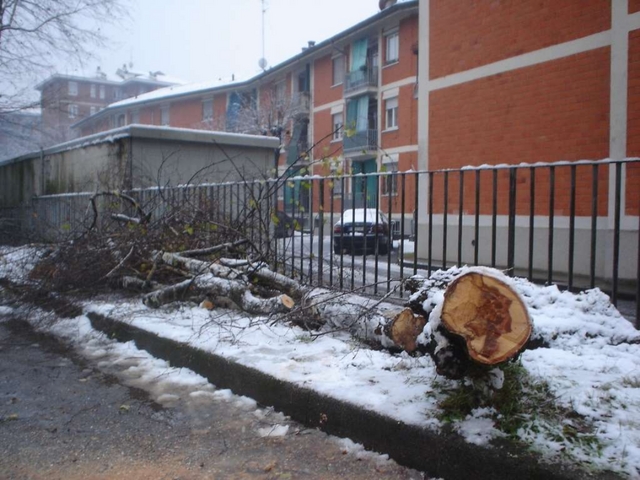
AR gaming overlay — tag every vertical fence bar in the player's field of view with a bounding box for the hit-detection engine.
[528,167,535,281]
[273,181,279,273]
[399,173,406,297]
[362,175,369,289]
[374,177,381,295]
[590,164,599,289]
[457,170,464,268]
[507,168,517,276]
[636,204,639,329]
[414,173,420,275]
[386,172,393,294]
[612,162,622,306]
[547,166,555,285]
[299,180,305,283]
[474,170,480,266]
[317,179,324,287]
[351,175,356,291]
[340,176,346,290]
[329,178,335,288]
[308,179,314,283]
[443,171,449,269]
[428,172,433,275]
[491,169,498,268]
[568,165,577,290]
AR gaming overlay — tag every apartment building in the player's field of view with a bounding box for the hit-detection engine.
[36,65,179,144]
[72,1,420,213]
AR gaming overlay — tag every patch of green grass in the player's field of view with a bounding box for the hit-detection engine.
[435,362,602,454]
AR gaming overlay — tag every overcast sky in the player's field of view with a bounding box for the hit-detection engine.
[77,0,388,85]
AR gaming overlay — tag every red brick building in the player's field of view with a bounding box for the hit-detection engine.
[36,65,179,144]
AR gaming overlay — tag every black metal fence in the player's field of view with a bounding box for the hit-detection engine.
[15,158,640,326]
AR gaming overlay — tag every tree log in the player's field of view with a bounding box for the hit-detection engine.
[438,271,531,367]
[142,273,294,315]
[293,288,426,351]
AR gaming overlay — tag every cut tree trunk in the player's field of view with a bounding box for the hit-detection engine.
[295,288,426,351]
[439,271,531,366]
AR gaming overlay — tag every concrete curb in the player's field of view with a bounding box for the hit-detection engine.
[87,312,617,480]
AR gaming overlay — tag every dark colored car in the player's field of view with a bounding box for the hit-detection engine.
[333,208,391,255]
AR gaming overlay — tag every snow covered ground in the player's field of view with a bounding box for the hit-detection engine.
[2,245,640,477]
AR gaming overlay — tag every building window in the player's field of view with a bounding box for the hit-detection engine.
[385,31,399,64]
[90,84,96,98]
[202,99,213,122]
[385,97,398,130]
[113,89,122,100]
[332,112,343,140]
[381,154,398,196]
[132,110,140,124]
[99,85,105,99]
[117,114,126,127]
[161,106,170,125]
[68,81,78,96]
[275,81,286,105]
[68,104,78,119]
[332,55,345,86]
[330,159,344,196]
[90,106,97,115]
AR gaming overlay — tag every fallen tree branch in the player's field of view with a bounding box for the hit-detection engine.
[180,239,250,257]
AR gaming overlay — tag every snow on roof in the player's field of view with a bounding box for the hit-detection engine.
[109,76,244,109]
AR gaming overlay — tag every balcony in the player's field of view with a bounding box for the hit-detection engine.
[344,67,378,97]
[291,92,310,116]
[343,129,378,157]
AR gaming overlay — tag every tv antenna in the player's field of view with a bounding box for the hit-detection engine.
[258,0,268,71]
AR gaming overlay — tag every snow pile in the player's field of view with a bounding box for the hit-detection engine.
[0,245,47,283]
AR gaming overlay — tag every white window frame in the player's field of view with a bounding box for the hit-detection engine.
[68,81,78,96]
[202,99,213,122]
[117,113,126,127]
[90,106,97,115]
[385,96,398,131]
[330,159,344,197]
[68,104,78,119]
[132,110,140,124]
[160,105,170,126]
[332,55,345,86]
[99,85,106,99]
[90,84,96,98]
[385,31,399,65]
[381,154,399,196]
[332,112,343,141]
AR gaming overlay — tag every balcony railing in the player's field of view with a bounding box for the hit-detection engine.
[291,92,310,115]
[343,129,378,154]
[344,67,378,94]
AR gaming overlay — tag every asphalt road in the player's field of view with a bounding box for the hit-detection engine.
[0,319,426,480]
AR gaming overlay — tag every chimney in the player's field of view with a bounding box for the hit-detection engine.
[379,0,397,10]
[308,41,316,48]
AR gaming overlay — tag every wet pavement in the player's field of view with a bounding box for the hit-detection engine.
[0,319,426,480]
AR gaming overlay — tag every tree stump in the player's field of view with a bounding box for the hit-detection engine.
[440,272,531,366]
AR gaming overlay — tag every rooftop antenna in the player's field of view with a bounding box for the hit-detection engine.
[258,0,268,71]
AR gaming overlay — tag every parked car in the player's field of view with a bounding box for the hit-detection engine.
[273,211,301,238]
[333,208,392,255]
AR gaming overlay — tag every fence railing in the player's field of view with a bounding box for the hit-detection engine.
[344,67,378,94]
[9,159,640,325]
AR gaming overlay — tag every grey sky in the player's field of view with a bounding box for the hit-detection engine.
[87,0,384,84]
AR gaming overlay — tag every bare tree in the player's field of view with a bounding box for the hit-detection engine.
[0,0,127,114]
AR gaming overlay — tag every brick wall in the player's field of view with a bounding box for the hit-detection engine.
[429,0,610,80]
[314,54,344,107]
[381,16,419,85]
[380,85,418,150]
[429,47,610,216]
[630,0,640,14]
[627,29,640,215]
